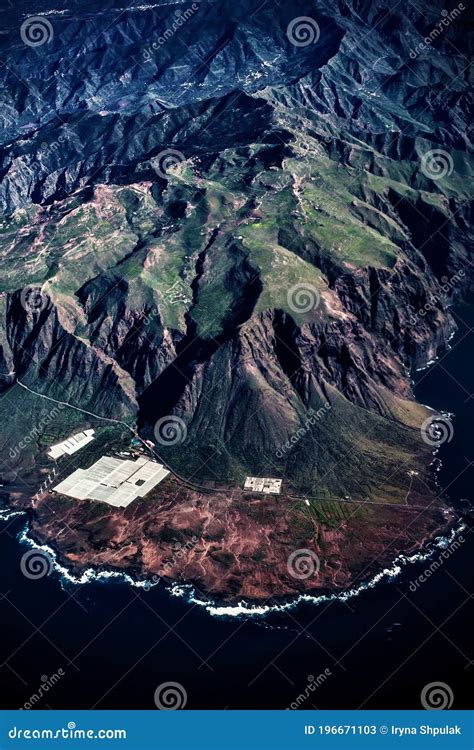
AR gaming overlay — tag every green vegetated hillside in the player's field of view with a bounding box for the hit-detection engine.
[1,132,466,503]
[0,0,472,506]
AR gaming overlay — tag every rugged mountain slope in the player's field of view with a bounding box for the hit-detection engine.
[0,0,472,600]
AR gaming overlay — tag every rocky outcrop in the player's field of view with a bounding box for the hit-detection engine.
[3,290,137,417]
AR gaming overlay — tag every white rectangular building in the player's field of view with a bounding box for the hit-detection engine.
[48,429,95,459]
[244,477,282,495]
[53,456,169,507]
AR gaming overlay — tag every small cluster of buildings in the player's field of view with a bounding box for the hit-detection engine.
[244,476,282,495]
[46,430,283,508]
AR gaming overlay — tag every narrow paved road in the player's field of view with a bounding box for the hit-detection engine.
[15,379,442,512]
[16,379,205,492]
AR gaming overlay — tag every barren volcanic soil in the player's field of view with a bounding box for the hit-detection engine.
[6,455,454,604]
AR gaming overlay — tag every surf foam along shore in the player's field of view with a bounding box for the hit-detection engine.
[169,522,467,617]
[3,509,465,619]
[1,510,159,591]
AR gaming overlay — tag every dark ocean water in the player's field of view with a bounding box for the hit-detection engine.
[0,308,472,710]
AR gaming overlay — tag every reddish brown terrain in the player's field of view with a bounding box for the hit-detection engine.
[5,451,454,605]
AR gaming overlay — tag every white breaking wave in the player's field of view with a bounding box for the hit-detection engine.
[13,516,158,590]
[2,510,465,618]
[0,509,26,522]
[170,522,466,617]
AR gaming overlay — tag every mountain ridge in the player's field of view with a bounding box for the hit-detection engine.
[0,0,472,602]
